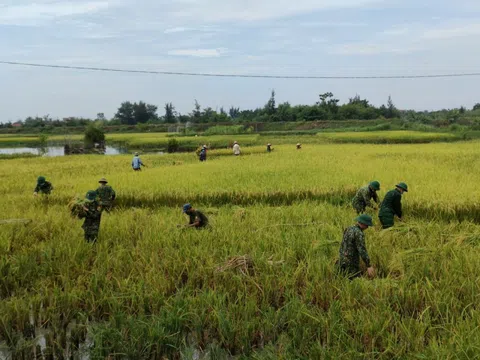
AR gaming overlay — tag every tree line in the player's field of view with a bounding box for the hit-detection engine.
[2,91,480,129]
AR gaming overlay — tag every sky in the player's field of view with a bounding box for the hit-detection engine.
[1,0,480,121]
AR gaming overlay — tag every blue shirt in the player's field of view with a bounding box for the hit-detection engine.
[132,156,143,169]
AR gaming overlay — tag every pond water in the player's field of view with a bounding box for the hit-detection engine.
[0,146,128,157]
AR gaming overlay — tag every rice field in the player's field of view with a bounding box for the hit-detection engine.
[316,130,459,143]
[1,141,480,359]
[0,130,463,150]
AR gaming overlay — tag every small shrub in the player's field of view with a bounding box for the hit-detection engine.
[167,138,179,153]
[84,124,105,146]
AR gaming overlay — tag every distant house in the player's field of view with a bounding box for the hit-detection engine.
[12,122,22,128]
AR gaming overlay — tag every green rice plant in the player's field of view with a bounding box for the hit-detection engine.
[317,130,459,144]
[0,141,480,358]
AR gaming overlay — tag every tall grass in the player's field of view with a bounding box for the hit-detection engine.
[1,142,480,358]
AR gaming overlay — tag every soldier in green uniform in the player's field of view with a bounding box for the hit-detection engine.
[352,181,380,214]
[378,182,408,229]
[95,178,116,211]
[337,214,375,279]
[34,176,53,196]
[181,204,209,229]
[79,190,103,243]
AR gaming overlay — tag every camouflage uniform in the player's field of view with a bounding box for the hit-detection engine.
[34,181,53,195]
[337,225,371,279]
[189,210,209,228]
[378,189,403,229]
[352,186,379,214]
[79,201,102,243]
[96,185,116,210]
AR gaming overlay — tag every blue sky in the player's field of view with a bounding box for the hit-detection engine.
[1,0,480,121]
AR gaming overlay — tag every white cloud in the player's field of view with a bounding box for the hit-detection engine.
[382,26,410,36]
[164,27,192,34]
[0,1,110,25]
[169,0,384,22]
[168,48,228,57]
[300,21,367,28]
[421,23,480,40]
[246,55,264,60]
[330,43,418,55]
[330,20,480,56]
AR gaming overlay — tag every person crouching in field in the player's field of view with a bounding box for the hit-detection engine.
[181,203,209,229]
[296,143,302,150]
[79,191,103,243]
[352,181,380,214]
[96,178,116,211]
[34,176,53,196]
[378,182,408,229]
[266,143,273,152]
[132,152,145,171]
[337,214,375,280]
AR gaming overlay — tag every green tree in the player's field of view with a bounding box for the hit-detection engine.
[202,107,216,123]
[265,90,276,116]
[348,94,370,107]
[191,100,202,123]
[84,123,105,147]
[473,103,480,111]
[115,101,135,125]
[385,95,400,118]
[317,92,339,117]
[164,103,176,123]
[215,108,229,122]
[276,102,295,122]
[229,107,240,120]
[147,105,158,121]
[37,134,49,156]
[177,114,190,124]
[134,101,157,124]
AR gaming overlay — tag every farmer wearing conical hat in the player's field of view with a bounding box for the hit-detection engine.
[337,214,375,279]
[79,190,102,243]
[95,178,116,211]
[296,143,302,150]
[266,143,273,152]
[34,176,53,196]
[352,181,381,214]
[378,182,408,229]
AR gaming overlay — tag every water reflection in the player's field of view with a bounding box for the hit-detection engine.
[0,146,127,157]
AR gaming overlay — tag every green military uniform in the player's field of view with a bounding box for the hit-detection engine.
[189,210,209,228]
[378,183,407,229]
[352,184,379,214]
[337,224,371,279]
[96,179,116,211]
[34,176,53,195]
[79,191,102,243]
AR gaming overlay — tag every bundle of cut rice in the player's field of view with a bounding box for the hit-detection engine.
[68,197,89,218]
